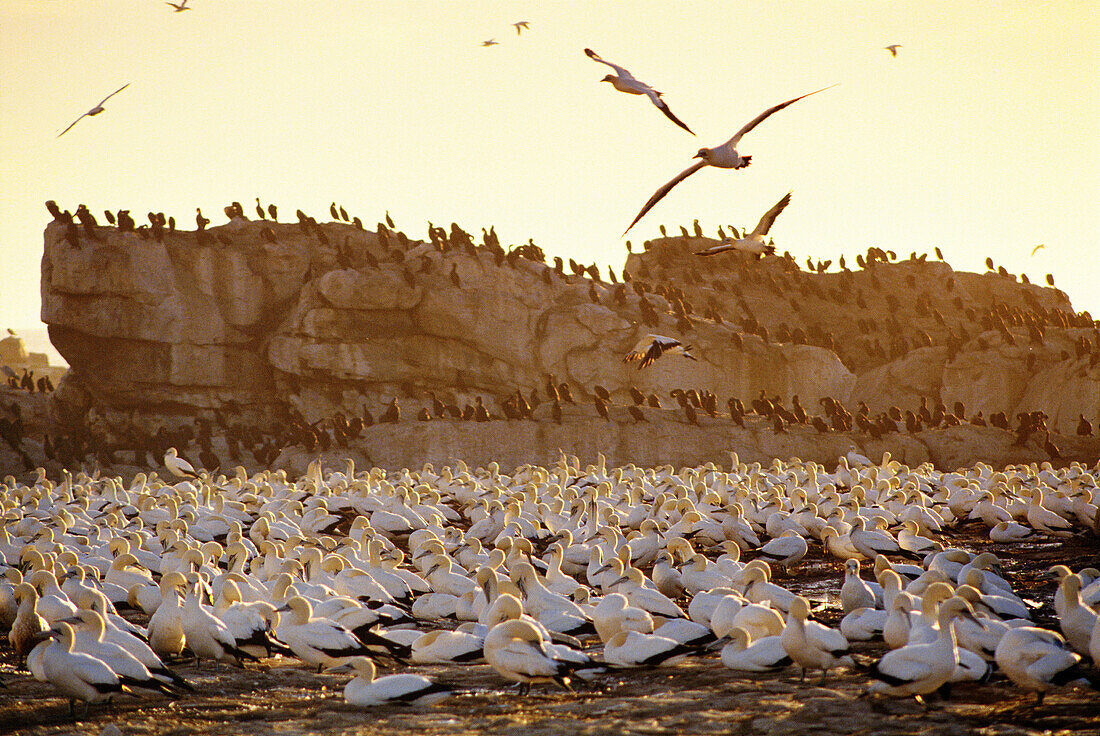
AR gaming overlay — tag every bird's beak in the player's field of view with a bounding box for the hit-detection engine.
[610,575,629,587]
[275,604,291,613]
[692,151,704,159]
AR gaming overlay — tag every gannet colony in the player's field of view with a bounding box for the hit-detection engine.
[1,448,1098,731]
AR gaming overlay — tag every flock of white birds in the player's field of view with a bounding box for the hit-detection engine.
[1,449,1099,719]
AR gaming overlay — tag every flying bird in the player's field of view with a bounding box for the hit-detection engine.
[584,48,694,135]
[694,192,791,258]
[57,83,130,138]
[513,21,530,35]
[1030,244,1046,256]
[623,335,697,370]
[622,84,836,234]
[166,0,191,11]
[482,39,499,47]
[884,44,902,57]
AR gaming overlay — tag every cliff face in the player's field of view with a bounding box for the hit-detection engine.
[37,215,1099,472]
[41,219,851,435]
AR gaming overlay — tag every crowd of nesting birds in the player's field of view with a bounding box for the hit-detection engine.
[4,366,1095,481]
[2,450,1098,720]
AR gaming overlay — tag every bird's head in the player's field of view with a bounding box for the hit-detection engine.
[600,75,616,84]
[693,148,711,161]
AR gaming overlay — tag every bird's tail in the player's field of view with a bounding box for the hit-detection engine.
[763,244,776,256]
[736,156,752,170]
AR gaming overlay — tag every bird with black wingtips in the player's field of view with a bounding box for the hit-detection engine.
[695,192,791,258]
[623,84,837,234]
[623,334,697,369]
[57,83,130,138]
[166,0,191,11]
[584,48,694,135]
[884,44,901,56]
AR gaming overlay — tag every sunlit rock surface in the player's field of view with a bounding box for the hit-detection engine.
[36,218,1099,470]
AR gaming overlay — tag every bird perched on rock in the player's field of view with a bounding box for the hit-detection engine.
[380,399,400,424]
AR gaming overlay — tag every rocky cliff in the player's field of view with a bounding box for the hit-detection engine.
[34,211,1100,473]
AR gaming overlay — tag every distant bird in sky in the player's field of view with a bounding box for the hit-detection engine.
[165,0,191,11]
[513,21,530,35]
[623,335,697,370]
[482,39,499,47]
[1030,244,1046,256]
[695,192,791,258]
[884,44,902,57]
[585,48,694,136]
[56,83,130,138]
[623,84,836,234]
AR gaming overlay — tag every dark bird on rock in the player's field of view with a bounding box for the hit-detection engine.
[593,385,611,402]
[558,383,575,404]
[1077,414,1093,437]
[255,199,266,219]
[551,400,562,424]
[629,386,645,405]
[595,397,610,421]
[628,405,646,423]
[646,393,661,408]
[380,398,400,424]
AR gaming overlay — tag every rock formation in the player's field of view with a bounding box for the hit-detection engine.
[29,211,1100,474]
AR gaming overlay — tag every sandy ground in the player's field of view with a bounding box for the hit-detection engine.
[2,522,1098,736]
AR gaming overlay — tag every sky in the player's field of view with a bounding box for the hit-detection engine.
[1,1,1097,338]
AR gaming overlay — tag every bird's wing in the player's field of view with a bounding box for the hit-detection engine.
[694,242,736,257]
[752,192,792,236]
[57,111,90,138]
[1030,244,1046,256]
[720,84,839,149]
[875,647,936,683]
[624,160,707,235]
[584,48,637,82]
[96,83,131,108]
[1,365,16,378]
[643,90,694,135]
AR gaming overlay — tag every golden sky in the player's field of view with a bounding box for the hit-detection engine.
[1,0,1097,329]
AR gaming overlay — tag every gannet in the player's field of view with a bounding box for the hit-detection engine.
[780,596,853,684]
[513,21,530,35]
[622,84,836,233]
[166,0,190,11]
[37,623,127,717]
[840,559,879,613]
[57,83,130,138]
[995,626,1094,704]
[720,627,791,672]
[622,334,697,370]
[164,447,198,479]
[884,44,902,57]
[481,39,499,47]
[694,193,790,259]
[584,48,694,135]
[482,619,576,694]
[867,597,978,705]
[328,657,457,706]
[604,629,698,667]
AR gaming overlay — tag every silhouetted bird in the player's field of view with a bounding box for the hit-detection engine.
[380,398,400,424]
[551,400,562,424]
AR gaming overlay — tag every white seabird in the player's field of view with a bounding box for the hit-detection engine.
[622,84,836,233]
[57,83,130,138]
[622,334,697,370]
[584,48,694,135]
[164,447,198,479]
[328,656,458,706]
[482,619,576,694]
[694,192,791,259]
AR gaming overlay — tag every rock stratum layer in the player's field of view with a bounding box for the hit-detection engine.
[38,216,1100,471]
